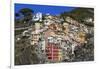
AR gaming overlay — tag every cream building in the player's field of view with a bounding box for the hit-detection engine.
[35,22,41,30]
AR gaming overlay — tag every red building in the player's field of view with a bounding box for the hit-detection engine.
[46,42,62,62]
[44,29,62,62]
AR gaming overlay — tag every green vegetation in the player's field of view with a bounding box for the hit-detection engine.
[60,8,94,26]
[15,8,34,28]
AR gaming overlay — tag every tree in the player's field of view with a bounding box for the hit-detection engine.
[60,8,94,26]
[19,8,34,23]
[15,13,21,26]
[15,13,20,17]
[60,12,68,21]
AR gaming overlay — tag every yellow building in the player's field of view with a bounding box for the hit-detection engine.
[58,49,63,61]
[76,32,86,43]
[63,22,69,35]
